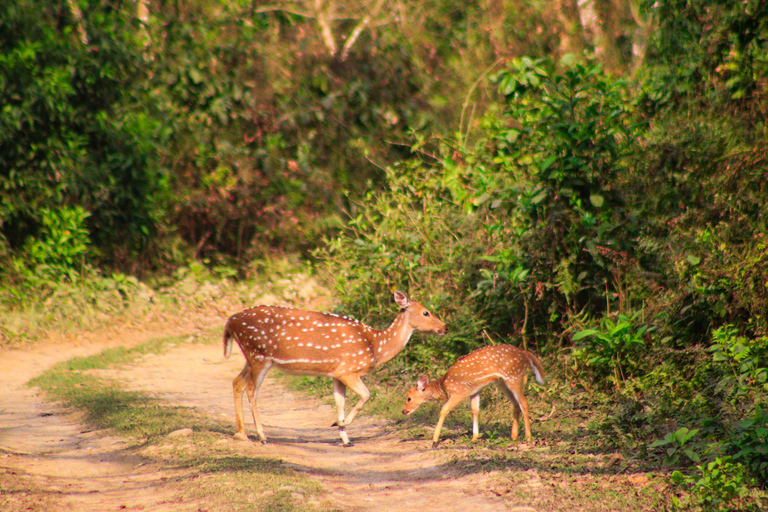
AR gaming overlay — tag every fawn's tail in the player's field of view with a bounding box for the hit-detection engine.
[527,352,546,385]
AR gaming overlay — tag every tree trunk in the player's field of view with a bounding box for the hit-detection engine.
[556,0,588,56]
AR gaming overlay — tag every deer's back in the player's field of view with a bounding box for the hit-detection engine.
[227,306,376,376]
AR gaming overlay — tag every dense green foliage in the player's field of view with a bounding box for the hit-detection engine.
[2,0,768,505]
[1,0,557,281]
[315,2,768,499]
[1,1,170,273]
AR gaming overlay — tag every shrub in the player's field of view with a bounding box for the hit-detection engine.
[728,405,768,485]
[670,457,758,511]
[572,312,650,389]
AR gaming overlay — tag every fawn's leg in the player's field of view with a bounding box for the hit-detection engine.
[432,394,465,447]
[469,393,481,441]
[501,378,531,441]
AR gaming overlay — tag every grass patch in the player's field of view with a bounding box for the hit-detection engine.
[176,452,328,512]
[26,336,201,437]
[184,470,328,512]
[158,434,329,512]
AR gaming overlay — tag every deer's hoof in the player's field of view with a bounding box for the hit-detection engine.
[234,432,250,442]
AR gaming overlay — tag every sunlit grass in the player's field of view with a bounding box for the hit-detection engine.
[27,336,208,437]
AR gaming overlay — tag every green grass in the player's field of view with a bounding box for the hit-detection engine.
[160,434,330,512]
[27,336,200,437]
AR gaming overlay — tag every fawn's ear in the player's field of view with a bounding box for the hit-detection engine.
[394,290,410,309]
[417,375,430,391]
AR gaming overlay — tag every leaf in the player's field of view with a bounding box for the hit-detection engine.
[531,189,548,204]
[684,449,701,463]
[649,435,672,448]
[188,67,203,84]
[539,155,557,173]
[589,194,604,208]
[687,255,701,266]
[472,193,491,206]
[572,329,599,341]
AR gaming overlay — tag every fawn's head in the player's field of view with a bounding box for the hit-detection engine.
[402,375,434,415]
[394,290,448,335]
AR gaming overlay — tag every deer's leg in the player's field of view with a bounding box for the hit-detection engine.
[244,359,272,443]
[469,393,481,441]
[432,394,465,447]
[232,363,251,440]
[336,374,370,426]
[500,379,530,441]
[332,378,351,445]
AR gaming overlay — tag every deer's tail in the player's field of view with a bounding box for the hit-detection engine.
[223,320,234,359]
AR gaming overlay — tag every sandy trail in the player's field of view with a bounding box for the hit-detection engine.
[115,343,522,512]
[1,333,534,511]
[0,334,196,511]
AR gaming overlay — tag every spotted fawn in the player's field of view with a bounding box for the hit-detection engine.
[403,344,545,446]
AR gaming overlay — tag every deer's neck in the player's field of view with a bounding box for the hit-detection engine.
[371,312,413,366]
[429,378,450,401]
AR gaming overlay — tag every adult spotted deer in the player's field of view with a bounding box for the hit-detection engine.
[224,290,447,445]
[403,344,545,447]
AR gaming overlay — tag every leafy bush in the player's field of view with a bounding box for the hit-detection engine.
[631,0,768,344]
[315,162,487,366]
[0,1,170,275]
[649,427,702,467]
[709,326,768,405]
[670,457,758,511]
[572,313,650,389]
[317,57,650,361]
[14,206,92,284]
[728,405,768,486]
[447,57,645,342]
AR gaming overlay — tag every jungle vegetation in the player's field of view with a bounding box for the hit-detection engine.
[2,0,767,507]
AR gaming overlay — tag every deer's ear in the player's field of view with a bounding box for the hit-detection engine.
[394,290,410,309]
[417,375,430,391]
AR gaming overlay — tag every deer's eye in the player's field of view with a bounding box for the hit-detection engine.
[422,311,430,317]
[407,397,411,402]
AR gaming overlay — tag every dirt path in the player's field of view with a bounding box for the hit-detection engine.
[0,317,220,511]
[118,344,525,511]
[1,328,538,511]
